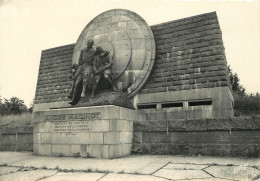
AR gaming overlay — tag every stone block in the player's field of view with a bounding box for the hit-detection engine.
[186,110,204,120]
[109,120,117,131]
[104,132,120,144]
[71,145,81,156]
[147,111,167,120]
[122,144,132,156]
[108,145,115,158]
[33,133,41,144]
[187,132,220,144]
[116,120,133,131]
[119,107,138,120]
[100,106,120,119]
[40,133,51,144]
[120,132,133,144]
[109,144,123,158]
[1,135,17,145]
[11,134,31,144]
[92,120,110,132]
[51,133,90,144]
[101,145,109,159]
[168,132,188,144]
[38,144,52,156]
[137,111,147,121]
[166,110,186,120]
[80,144,87,157]
[33,143,40,154]
[229,131,260,144]
[52,144,71,156]
[116,144,124,158]
[89,133,103,144]
[38,122,52,133]
[33,111,44,122]
[143,132,171,143]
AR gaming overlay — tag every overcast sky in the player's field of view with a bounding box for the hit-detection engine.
[0,0,259,107]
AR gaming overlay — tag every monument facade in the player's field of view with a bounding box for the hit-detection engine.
[32,10,258,158]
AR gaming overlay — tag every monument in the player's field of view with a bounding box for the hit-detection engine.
[33,9,156,158]
[33,9,239,158]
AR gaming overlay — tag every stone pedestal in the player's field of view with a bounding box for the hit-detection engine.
[33,105,139,159]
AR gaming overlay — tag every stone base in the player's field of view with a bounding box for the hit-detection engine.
[33,105,139,159]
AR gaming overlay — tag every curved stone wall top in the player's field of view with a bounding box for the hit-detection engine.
[72,9,155,98]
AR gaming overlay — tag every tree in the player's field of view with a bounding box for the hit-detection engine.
[0,97,27,115]
[0,97,6,115]
[228,65,260,115]
[28,98,34,113]
[228,65,245,96]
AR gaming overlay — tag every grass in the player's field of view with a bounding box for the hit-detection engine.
[94,169,111,173]
[129,171,142,175]
[117,170,125,174]
[252,165,259,170]
[42,166,47,169]
[227,164,234,166]
[0,112,32,127]
[43,166,112,174]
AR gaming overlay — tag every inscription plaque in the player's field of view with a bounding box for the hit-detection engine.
[44,112,101,121]
[53,121,91,133]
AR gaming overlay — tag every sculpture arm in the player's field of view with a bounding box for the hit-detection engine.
[105,57,113,69]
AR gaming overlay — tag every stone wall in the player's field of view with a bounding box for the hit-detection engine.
[0,126,33,151]
[2,114,259,157]
[133,115,260,157]
[141,12,230,94]
[34,44,74,104]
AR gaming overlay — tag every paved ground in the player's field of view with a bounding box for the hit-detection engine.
[0,152,259,181]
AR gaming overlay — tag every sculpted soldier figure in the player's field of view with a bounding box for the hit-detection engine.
[91,46,117,98]
[68,39,95,105]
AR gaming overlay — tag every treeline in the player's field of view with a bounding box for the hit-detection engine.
[0,97,33,116]
[228,66,259,116]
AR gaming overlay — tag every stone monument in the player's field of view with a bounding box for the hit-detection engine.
[33,9,156,158]
[33,9,239,157]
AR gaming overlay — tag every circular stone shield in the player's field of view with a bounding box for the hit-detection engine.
[72,9,155,98]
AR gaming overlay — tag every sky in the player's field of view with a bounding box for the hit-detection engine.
[0,0,259,107]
